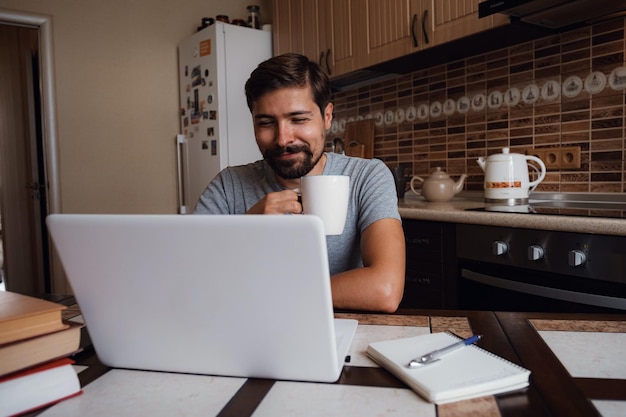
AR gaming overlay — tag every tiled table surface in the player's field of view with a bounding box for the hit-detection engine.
[36,307,626,417]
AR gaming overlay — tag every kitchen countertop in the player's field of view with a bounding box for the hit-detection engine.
[399,191,626,236]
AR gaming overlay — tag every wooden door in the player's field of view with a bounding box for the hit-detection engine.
[0,24,49,294]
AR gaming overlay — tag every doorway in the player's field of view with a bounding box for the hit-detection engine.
[0,9,62,294]
[0,23,49,293]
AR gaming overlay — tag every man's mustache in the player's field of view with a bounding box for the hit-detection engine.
[264,145,313,158]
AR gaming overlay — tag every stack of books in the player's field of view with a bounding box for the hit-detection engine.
[0,291,83,416]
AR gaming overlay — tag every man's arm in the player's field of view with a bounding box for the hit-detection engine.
[330,218,405,313]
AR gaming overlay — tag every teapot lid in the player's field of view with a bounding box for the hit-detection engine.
[428,167,450,179]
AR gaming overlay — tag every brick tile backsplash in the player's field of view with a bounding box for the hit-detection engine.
[330,18,626,193]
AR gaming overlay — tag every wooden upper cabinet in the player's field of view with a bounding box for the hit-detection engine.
[272,0,510,78]
[428,0,509,47]
[326,0,359,76]
[363,0,426,66]
[272,0,321,62]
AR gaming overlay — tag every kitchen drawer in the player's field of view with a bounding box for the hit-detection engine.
[403,219,456,264]
[402,264,444,309]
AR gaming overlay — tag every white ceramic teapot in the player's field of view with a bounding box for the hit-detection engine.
[476,147,546,205]
[410,167,467,202]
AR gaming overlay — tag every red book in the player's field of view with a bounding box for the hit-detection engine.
[0,358,82,416]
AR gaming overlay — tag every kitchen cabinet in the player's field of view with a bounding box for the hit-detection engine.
[272,0,322,62]
[429,0,509,47]
[273,0,510,80]
[401,219,458,309]
[271,0,341,76]
[363,0,426,66]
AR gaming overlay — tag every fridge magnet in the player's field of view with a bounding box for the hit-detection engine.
[211,140,217,155]
[207,94,213,104]
[562,76,583,98]
[191,65,202,87]
[202,140,209,150]
[199,39,211,57]
[210,111,217,120]
[203,111,209,120]
[608,67,626,90]
[207,127,214,136]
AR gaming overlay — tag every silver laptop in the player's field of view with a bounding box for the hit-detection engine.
[47,214,357,383]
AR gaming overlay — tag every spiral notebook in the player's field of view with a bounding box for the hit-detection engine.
[366,332,530,404]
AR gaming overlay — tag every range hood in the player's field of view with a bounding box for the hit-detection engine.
[479,0,626,29]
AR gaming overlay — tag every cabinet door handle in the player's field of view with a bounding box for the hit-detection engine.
[319,50,325,68]
[411,13,418,47]
[407,237,430,246]
[325,48,332,75]
[422,9,430,45]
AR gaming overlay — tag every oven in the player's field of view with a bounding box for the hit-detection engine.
[456,193,626,313]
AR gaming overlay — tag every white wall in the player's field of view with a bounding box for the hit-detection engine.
[0,0,271,214]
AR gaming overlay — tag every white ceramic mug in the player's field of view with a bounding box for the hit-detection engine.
[300,175,349,235]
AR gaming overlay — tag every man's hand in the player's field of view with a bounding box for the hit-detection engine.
[246,190,302,215]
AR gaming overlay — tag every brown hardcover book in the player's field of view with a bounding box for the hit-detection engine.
[0,291,68,345]
[0,321,83,377]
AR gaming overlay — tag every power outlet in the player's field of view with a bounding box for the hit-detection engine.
[543,146,581,170]
[559,146,581,169]
[519,146,581,170]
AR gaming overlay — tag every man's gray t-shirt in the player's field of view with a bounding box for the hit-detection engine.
[194,152,401,275]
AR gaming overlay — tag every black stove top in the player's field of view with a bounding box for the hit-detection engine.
[468,193,626,219]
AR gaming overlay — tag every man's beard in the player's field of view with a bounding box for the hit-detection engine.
[264,144,323,179]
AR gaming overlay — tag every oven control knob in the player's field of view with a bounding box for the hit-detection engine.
[568,250,587,267]
[528,245,544,261]
[492,241,508,256]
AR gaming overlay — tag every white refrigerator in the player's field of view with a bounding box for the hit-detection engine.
[176,22,272,213]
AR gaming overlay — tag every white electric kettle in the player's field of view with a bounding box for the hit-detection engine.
[476,147,546,205]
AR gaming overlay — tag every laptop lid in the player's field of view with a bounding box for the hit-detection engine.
[47,214,357,383]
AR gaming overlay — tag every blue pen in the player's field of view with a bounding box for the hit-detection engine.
[408,335,482,368]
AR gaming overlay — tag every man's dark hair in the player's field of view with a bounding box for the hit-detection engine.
[245,53,331,116]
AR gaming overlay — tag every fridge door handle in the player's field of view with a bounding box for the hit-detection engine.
[176,134,188,214]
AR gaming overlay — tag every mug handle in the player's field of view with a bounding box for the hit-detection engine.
[410,176,424,195]
[526,155,546,191]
